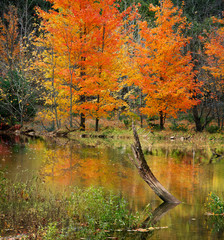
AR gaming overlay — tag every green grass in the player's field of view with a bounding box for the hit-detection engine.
[205,192,224,233]
[0,171,150,239]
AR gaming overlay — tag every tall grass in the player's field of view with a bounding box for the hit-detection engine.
[0,171,149,239]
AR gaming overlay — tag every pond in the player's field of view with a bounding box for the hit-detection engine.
[0,133,224,239]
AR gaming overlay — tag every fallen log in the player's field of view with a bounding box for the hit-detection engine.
[129,123,181,203]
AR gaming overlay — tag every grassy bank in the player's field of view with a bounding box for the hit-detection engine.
[64,126,224,150]
[0,170,151,239]
[23,117,224,141]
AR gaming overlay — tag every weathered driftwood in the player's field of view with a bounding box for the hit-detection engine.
[130,123,181,203]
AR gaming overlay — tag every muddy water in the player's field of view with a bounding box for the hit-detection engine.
[0,134,224,239]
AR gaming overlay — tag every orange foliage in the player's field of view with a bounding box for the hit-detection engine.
[0,6,20,72]
[36,0,137,124]
[133,0,199,120]
[204,14,224,87]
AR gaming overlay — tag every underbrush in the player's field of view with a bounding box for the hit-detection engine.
[205,192,224,215]
[0,171,150,239]
[205,192,224,233]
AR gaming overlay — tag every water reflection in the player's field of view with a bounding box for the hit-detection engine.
[1,135,224,239]
[146,202,180,226]
[0,134,45,175]
[36,138,224,239]
[206,215,224,237]
[24,138,223,210]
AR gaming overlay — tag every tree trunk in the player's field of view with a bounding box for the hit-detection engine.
[80,95,85,131]
[80,112,85,131]
[159,111,165,130]
[129,123,180,203]
[95,94,100,132]
[69,79,73,128]
[140,91,143,128]
[95,117,99,132]
[192,106,203,132]
[79,25,86,132]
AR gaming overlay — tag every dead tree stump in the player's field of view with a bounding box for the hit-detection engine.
[130,123,181,203]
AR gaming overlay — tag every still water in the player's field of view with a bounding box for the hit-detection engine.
[0,134,224,239]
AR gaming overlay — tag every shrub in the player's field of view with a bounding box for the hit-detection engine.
[146,116,159,126]
[43,222,59,240]
[206,125,220,134]
[65,187,140,238]
[205,192,224,215]
[205,192,224,233]
[0,70,37,125]
[169,122,188,132]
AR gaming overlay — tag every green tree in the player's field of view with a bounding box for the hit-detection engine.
[0,6,39,125]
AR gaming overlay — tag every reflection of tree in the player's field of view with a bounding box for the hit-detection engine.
[114,202,179,240]
[0,134,29,159]
[40,139,209,207]
[0,134,12,156]
[41,144,138,191]
[142,202,180,227]
[0,134,45,175]
[144,145,215,165]
[40,136,224,212]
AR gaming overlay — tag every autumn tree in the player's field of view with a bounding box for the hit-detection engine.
[34,34,67,130]
[0,5,20,71]
[86,2,140,131]
[133,0,199,129]
[36,0,92,130]
[203,14,224,128]
[182,0,223,131]
[36,0,138,131]
[0,6,38,125]
[118,0,223,130]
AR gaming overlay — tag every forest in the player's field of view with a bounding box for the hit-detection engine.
[0,0,223,133]
[0,1,224,239]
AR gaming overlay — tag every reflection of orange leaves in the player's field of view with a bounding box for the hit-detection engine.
[41,145,147,207]
[41,144,208,208]
[150,157,201,203]
[28,140,46,151]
